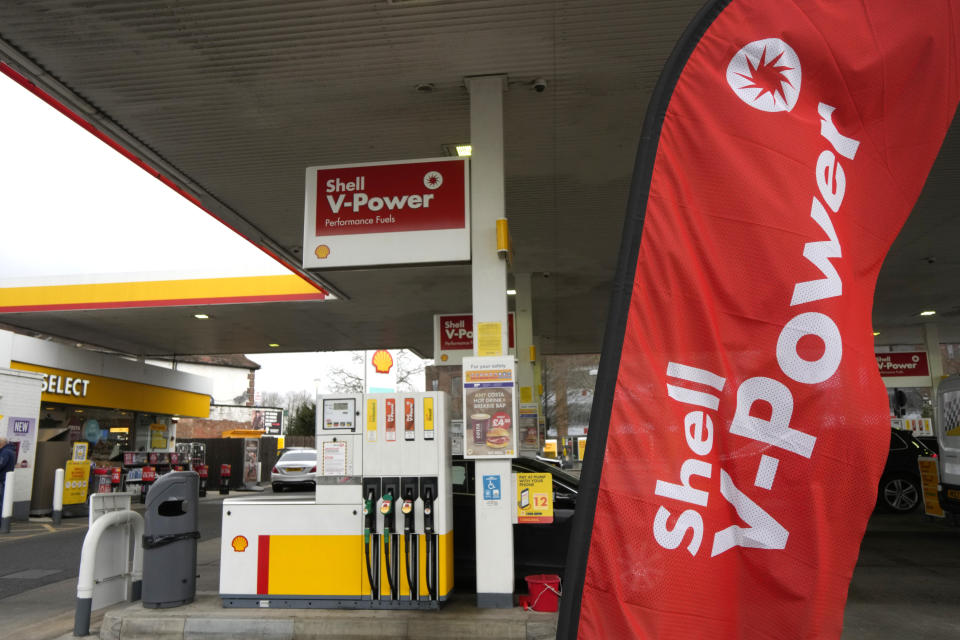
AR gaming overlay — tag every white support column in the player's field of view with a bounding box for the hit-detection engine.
[924,323,943,397]
[515,273,539,453]
[466,73,514,608]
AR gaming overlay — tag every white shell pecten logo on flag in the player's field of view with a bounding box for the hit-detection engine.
[726,38,801,113]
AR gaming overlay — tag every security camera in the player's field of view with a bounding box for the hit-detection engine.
[532,78,547,92]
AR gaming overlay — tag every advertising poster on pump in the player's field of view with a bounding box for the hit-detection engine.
[462,356,518,459]
[303,157,470,269]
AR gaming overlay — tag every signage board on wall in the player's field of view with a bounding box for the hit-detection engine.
[519,403,539,452]
[433,313,516,365]
[303,157,470,269]
[462,356,518,459]
[918,457,945,517]
[63,460,91,505]
[253,408,283,435]
[516,472,553,524]
[876,352,929,378]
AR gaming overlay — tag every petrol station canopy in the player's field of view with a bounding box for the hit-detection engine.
[0,0,958,357]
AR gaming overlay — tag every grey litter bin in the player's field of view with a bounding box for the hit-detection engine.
[142,471,200,608]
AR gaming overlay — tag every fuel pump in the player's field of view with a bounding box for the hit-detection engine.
[219,391,452,610]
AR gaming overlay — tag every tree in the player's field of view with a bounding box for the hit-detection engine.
[325,350,426,393]
[286,400,316,436]
[258,391,284,408]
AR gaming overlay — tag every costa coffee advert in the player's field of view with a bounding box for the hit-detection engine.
[462,356,518,459]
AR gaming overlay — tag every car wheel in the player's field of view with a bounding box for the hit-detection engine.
[272,483,283,493]
[879,474,920,513]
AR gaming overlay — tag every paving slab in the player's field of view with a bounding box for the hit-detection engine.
[100,592,558,640]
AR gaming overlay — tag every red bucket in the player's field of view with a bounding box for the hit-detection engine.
[524,574,561,612]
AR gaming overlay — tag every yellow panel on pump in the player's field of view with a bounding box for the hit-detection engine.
[418,531,454,598]
[366,398,378,442]
[265,535,363,596]
[424,397,435,435]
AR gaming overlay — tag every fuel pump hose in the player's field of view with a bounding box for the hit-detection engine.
[384,527,397,599]
[404,533,417,597]
[426,534,437,600]
[363,492,377,599]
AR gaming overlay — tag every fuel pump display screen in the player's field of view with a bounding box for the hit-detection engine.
[323,398,357,430]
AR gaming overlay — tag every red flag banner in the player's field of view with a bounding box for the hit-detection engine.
[559,1,960,638]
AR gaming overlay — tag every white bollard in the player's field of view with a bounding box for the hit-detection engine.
[53,468,65,526]
[257,462,262,483]
[1,471,14,533]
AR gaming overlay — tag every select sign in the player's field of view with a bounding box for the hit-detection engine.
[303,157,470,269]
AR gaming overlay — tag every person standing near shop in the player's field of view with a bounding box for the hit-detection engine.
[0,437,17,504]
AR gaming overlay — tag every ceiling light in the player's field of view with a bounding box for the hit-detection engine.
[194,313,210,319]
[507,289,517,295]
[268,343,280,348]
[920,310,937,316]
[873,331,880,336]
[442,143,472,157]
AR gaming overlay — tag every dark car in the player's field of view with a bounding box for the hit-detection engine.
[878,428,937,513]
[452,455,578,592]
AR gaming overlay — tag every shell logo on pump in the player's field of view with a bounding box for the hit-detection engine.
[315,244,331,259]
[371,349,393,374]
[231,536,249,552]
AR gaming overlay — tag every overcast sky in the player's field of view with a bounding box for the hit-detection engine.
[248,350,429,395]
[0,70,290,288]
[1,69,431,385]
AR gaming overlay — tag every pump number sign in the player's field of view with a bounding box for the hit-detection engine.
[303,157,470,269]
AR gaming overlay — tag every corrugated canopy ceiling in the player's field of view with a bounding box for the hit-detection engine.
[0,0,957,356]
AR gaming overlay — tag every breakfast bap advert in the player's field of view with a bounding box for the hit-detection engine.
[462,356,517,458]
[465,388,514,456]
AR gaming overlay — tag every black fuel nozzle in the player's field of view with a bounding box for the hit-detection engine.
[401,487,415,533]
[380,490,394,536]
[423,485,435,535]
[363,488,376,542]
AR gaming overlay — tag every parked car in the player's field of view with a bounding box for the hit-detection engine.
[878,429,937,513]
[271,448,317,492]
[452,455,578,592]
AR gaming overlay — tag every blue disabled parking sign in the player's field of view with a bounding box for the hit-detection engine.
[483,475,501,501]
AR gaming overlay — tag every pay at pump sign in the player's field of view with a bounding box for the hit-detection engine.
[516,473,553,524]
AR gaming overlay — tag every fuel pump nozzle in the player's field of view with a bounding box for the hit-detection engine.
[363,488,378,599]
[422,485,437,600]
[401,486,417,598]
[380,490,398,599]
